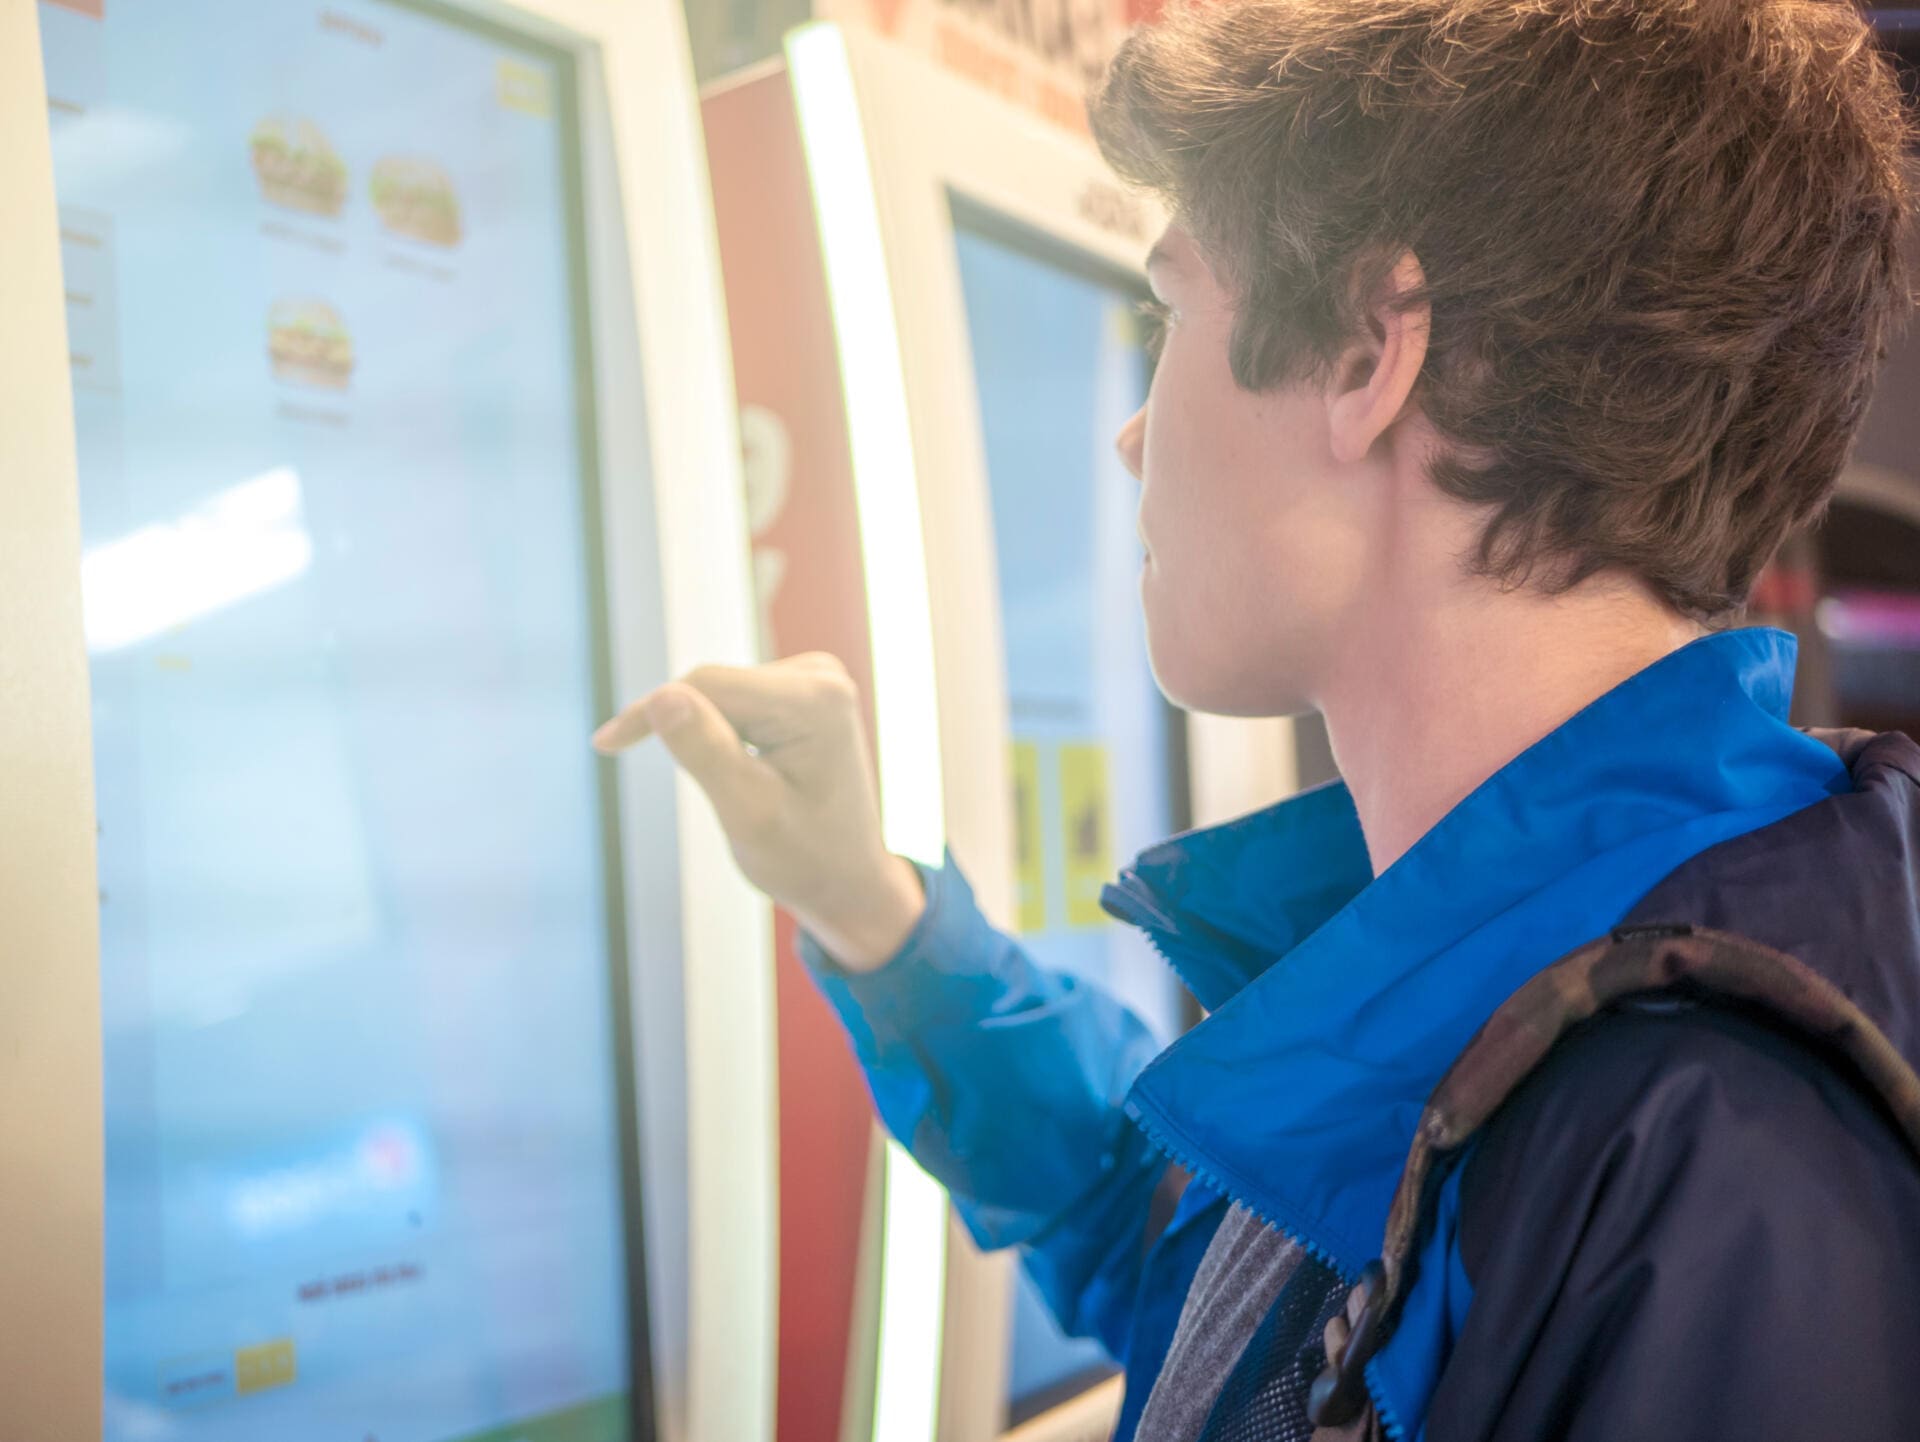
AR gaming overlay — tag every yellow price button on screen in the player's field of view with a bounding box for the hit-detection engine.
[234,1338,297,1395]
[1012,740,1047,933]
[1060,742,1112,930]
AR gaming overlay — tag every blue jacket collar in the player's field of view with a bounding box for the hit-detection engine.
[1104,626,1849,1274]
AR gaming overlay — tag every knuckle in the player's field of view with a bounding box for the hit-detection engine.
[813,669,859,712]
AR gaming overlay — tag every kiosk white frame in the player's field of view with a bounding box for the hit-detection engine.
[0,4,775,1440]
[781,24,1300,1442]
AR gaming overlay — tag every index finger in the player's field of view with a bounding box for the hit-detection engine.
[591,700,658,755]
[592,654,848,756]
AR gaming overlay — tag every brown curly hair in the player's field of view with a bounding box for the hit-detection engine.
[1091,0,1916,619]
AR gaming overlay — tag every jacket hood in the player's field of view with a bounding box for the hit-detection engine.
[1624,725,1920,1075]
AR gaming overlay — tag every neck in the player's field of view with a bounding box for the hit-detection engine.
[1319,575,1709,877]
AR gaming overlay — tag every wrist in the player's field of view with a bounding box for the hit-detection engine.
[799,853,927,974]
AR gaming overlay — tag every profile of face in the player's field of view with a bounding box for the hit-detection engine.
[1116,224,1431,718]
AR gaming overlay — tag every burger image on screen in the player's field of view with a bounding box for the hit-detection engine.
[267,300,354,391]
[370,156,462,248]
[250,116,348,217]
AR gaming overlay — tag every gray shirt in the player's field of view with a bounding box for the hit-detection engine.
[1133,1203,1310,1442]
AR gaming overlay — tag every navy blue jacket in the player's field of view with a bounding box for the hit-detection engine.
[805,628,1920,1438]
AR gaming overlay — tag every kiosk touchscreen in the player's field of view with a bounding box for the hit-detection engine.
[952,214,1182,1419]
[8,2,772,1440]
[953,215,1186,1048]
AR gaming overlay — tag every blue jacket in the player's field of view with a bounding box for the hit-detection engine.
[804,627,1920,1439]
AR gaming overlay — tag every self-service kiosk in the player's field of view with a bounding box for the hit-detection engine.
[1,3,775,1439]
[704,25,1301,1442]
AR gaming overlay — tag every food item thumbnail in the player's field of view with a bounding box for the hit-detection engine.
[370,157,462,248]
[268,299,354,391]
[251,117,348,218]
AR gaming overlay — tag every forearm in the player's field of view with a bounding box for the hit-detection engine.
[801,851,1166,1247]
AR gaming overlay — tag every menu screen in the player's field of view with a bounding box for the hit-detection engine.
[952,212,1183,1418]
[39,1,649,1439]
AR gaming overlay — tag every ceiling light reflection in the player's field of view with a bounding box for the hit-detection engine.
[82,466,313,653]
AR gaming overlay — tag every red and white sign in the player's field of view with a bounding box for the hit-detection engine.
[819,0,1165,136]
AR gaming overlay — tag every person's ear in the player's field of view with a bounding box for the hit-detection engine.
[1327,250,1430,466]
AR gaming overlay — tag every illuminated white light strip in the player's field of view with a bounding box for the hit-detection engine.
[786,23,944,867]
[786,22,949,1442]
[877,1141,950,1441]
[81,467,313,653]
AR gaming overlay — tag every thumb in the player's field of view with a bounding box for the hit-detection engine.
[645,683,780,835]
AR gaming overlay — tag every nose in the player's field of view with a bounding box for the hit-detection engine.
[1115,406,1145,482]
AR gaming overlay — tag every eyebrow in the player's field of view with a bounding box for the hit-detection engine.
[1145,239,1178,272]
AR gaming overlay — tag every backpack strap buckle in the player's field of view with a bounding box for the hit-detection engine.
[1307,1258,1388,1427]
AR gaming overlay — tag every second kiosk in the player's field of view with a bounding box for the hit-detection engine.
[704,24,1302,1442]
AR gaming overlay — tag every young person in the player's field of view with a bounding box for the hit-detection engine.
[595,1,1920,1436]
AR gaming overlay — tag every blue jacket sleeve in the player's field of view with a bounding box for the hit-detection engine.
[799,850,1170,1355]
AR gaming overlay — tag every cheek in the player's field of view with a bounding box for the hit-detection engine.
[1137,471,1275,709]
[1134,381,1332,714]
[1140,371,1270,571]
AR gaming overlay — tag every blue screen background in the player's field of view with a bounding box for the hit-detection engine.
[39,2,642,1437]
